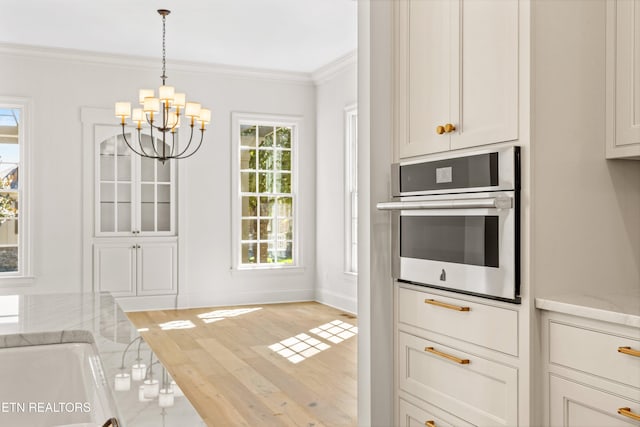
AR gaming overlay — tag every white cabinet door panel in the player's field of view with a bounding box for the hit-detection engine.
[94,244,135,296]
[137,242,177,296]
[450,0,519,150]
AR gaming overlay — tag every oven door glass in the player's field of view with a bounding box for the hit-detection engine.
[400,216,499,268]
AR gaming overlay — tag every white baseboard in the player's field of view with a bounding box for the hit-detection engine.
[315,288,358,315]
[116,295,177,312]
[176,288,315,310]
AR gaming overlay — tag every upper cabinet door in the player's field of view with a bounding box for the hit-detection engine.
[94,126,176,237]
[607,0,640,159]
[395,0,519,159]
[449,0,519,151]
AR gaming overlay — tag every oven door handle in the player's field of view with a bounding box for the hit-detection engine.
[376,196,512,211]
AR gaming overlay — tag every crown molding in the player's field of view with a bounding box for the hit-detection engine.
[0,43,315,85]
[311,50,357,85]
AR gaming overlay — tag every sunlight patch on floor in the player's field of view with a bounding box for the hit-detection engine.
[269,333,331,364]
[197,307,262,324]
[310,320,358,344]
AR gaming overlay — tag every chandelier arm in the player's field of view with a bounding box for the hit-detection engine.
[121,126,152,158]
[174,129,204,159]
[136,131,155,158]
[146,132,161,157]
[173,125,196,158]
[170,131,177,158]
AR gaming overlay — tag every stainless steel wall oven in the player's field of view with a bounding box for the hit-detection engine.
[378,147,520,303]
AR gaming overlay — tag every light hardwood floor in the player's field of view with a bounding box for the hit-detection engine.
[127,302,357,427]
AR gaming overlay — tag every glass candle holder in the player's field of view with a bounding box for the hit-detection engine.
[143,379,160,399]
[131,363,147,381]
[158,388,175,408]
[138,385,152,402]
[114,373,131,391]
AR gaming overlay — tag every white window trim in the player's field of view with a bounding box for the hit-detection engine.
[344,104,358,275]
[230,112,302,271]
[0,96,33,284]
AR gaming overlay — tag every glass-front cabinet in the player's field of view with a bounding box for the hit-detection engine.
[97,133,175,236]
[91,123,177,298]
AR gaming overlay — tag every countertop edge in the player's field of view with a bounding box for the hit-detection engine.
[535,296,640,329]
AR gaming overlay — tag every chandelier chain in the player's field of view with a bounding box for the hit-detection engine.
[161,13,167,85]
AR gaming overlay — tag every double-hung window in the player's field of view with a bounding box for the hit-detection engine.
[232,113,298,268]
[0,97,30,278]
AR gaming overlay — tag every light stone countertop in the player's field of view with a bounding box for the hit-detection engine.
[0,292,205,427]
[535,291,640,328]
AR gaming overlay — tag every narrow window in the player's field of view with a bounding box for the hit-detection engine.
[0,99,30,278]
[233,114,298,268]
[345,106,358,274]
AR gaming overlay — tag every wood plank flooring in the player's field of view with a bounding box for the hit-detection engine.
[127,302,357,427]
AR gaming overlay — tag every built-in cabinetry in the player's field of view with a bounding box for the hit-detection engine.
[82,107,178,300]
[606,0,640,159]
[396,285,520,427]
[394,0,518,159]
[541,310,640,426]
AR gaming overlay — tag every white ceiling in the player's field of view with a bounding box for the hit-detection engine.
[0,0,358,73]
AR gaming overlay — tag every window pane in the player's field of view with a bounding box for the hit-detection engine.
[258,173,273,193]
[259,242,270,263]
[241,196,257,217]
[258,149,273,170]
[258,126,274,147]
[259,219,274,242]
[0,219,18,245]
[259,197,275,217]
[275,149,291,171]
[275,127,291,148]
[240,149,256,170]
[277,197,293,217]
[240,125,256,147]
[241,243,257,264]
[278,219,293,240]
[240,172,256,193]
[275,173,291,194]
[0,247,18,272]
[241,219,257,240]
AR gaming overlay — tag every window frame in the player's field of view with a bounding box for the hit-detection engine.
[0,96,32,282]
[344,105,358,275]
[231,112,301,271]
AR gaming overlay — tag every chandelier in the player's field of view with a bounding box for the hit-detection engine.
[115,9,210,162]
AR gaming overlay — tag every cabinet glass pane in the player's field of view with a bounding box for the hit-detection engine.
[141,156,155,182]
[117,203,131,232]
[116,135,132,181]
[157,203,170,231]
[141,184,155,203]
[100,183,114,202]
[117,184,131,202]
[157,159,170,183]
[100,155,115,181]
[100,202,114,232]
[141,203,155,232]
[157,184,170,203]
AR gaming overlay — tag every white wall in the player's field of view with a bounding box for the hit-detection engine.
[532,0,640,298]
[0,46,317,304]
[315,58,357,314]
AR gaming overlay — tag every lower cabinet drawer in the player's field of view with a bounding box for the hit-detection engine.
[549,320,640,391]
[549,375,640,426]
[399,398,474,427]
[398,332,518,427]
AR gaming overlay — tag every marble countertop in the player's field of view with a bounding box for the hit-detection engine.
[535,292,640,328]
[0,293,205,427]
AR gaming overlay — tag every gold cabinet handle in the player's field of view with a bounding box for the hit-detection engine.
[618,346,640,357]
[444,123,456,133]
[425,346,470,364]
[436,125,445,135]
[618,407,640,421]
[425,421,436,427]
[425,299,470,312]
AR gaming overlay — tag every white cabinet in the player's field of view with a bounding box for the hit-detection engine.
[606,0,640,159]
[82,108,179,298]
[94,240,177,297]
[541,310,640,426]
[394,0,519,159]
[395,285,520,427]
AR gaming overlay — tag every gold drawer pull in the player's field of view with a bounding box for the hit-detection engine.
[618,347,640,357]
[425,299,470,312]
[425,346,470,364]
[425,421,436,427]
[618,407,640,421]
